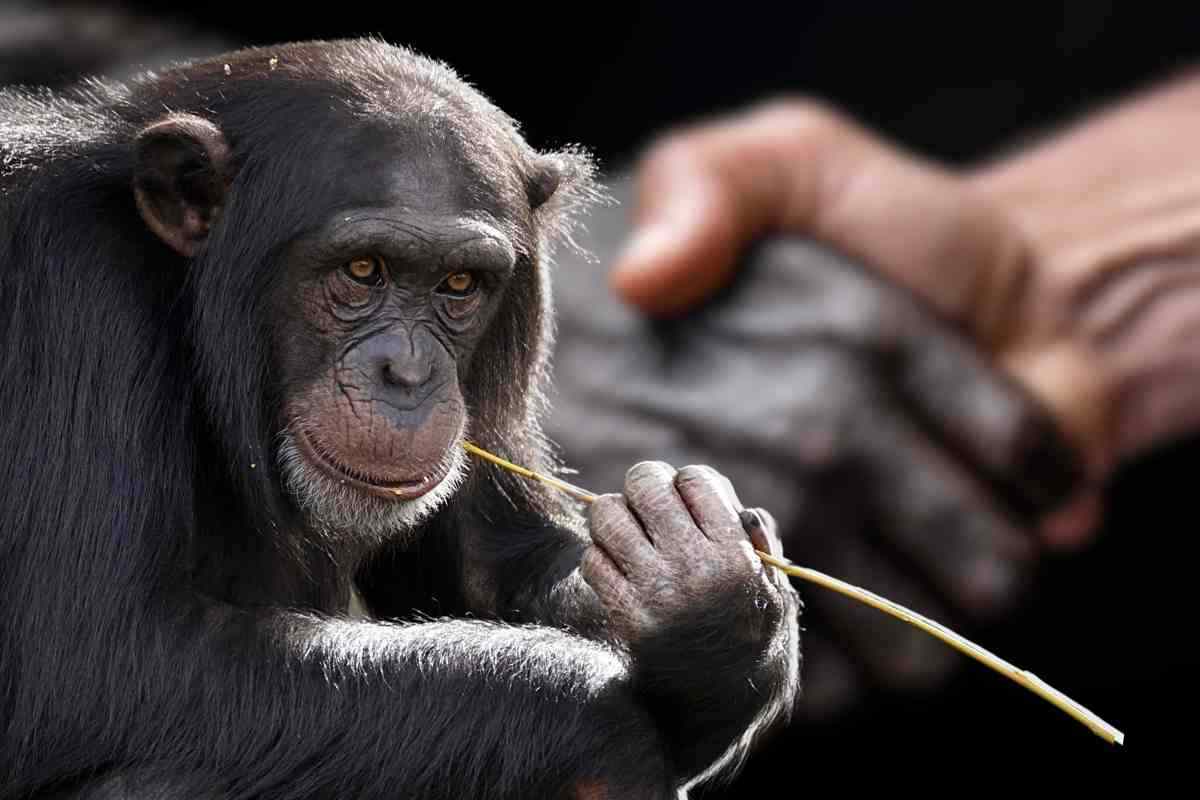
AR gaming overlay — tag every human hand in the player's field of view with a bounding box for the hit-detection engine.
[608,99,1111,547]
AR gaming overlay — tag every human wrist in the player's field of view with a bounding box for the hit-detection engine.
[1046,256,1200,465]
[968,71,1200,469]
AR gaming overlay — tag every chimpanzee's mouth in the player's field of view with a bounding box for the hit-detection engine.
[294,426,452,501]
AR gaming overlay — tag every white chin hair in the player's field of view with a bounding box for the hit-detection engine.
[276,426,468,545]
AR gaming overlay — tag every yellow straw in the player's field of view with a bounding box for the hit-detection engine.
[758,551,1123,745]
[462,441,598,504]
[461,440,1125,746]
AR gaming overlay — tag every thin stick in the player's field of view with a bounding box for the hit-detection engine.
[461,440,1125,746]
[757,551,1124,745]
[462,441,599,504]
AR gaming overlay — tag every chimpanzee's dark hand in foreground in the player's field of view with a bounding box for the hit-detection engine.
[548,176,1085,719]
[582,462,799,787]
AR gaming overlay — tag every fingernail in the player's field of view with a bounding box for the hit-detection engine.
[740,509,774,555]
[739,509,763,531]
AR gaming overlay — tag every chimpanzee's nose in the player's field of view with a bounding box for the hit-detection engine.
[368,331,433,390]
[382,356,431,389]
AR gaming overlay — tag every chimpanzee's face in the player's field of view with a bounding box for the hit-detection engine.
[131,99,570,542]
[272,126,525,540]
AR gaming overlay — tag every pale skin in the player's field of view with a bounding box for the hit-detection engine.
[609,67,1200,546]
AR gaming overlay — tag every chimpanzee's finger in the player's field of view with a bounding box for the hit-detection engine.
[587,493,657,576]
[621,461,706,550]
[889,302,1085,518]
[580,544,627,592]
[674,464,744,546]
[856,401,1037,620]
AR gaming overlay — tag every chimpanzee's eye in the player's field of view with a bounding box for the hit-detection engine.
[437,271,477,298]
[344,256,385,286]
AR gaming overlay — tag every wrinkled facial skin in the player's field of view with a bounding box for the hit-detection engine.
[271,130,522,541]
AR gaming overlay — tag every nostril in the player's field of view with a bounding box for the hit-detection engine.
[381,356,430,389]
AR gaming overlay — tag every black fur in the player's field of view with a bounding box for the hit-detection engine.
[0,39,786,799]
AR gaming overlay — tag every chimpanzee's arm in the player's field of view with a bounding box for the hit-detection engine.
[17,597,673,800]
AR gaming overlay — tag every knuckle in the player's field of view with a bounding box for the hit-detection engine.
[587,494,629,535]
[639,130,707,176]
[676,463,712,479]
[586,493,618,521]
[750,95,847,136]
[674,463,721,491]
[624,460,674,493]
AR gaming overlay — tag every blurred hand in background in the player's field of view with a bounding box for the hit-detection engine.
[549,211,1084,714]
[610,76,1200,546]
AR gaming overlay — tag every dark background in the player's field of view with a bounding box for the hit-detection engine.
[14,2,1200,168]
[11,0,1191,784]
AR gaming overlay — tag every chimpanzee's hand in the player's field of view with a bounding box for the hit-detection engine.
[581,462,800,786]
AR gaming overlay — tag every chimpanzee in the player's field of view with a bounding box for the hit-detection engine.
[0,39,798,799]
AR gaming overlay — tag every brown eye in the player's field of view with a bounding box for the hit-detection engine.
[344,256,384,285]
[439,271,477,297]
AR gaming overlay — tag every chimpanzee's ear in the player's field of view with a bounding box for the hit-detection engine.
[525,149,603,248]
[133,113,231,257]
[527,155,567,211]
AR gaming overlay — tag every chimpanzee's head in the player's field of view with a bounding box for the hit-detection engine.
[128,40,594,541]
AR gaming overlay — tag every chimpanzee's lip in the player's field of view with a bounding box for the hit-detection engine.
[295,426,450,501]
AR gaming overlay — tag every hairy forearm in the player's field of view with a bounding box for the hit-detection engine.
[968,66,1200,467]
[19,602,664,799]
